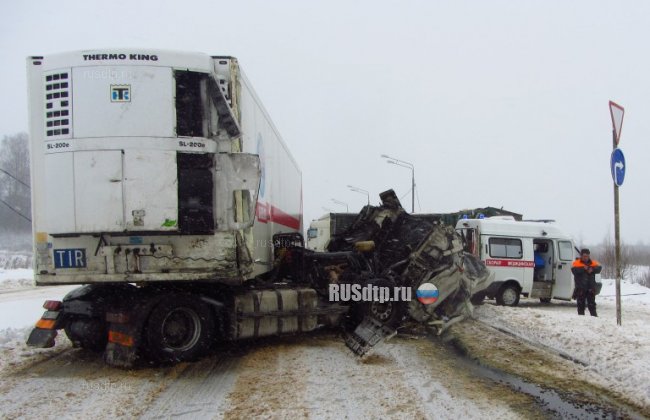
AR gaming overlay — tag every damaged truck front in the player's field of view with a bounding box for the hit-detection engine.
[298,190,492,354]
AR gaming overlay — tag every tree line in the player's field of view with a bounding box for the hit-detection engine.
[0,132,31,234]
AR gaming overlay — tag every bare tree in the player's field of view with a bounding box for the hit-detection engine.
[638,269,650,288]
[592,234,634,280]
[0,132,31,233]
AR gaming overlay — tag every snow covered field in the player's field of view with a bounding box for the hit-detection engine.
[474,278,650,409]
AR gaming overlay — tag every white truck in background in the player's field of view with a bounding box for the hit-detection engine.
[456,217,601,306]
[306,213,357,251]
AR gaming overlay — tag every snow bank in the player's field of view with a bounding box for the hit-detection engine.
[0,251,32,270]
[0,326,59,373]
[599,278,650,302]
[0,268,34,290]
[474,280,650,408]
[0,326,30,347]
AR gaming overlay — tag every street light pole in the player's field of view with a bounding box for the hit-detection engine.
[347,185,370,205]
[381,154,415,213]
[330,198,349,212]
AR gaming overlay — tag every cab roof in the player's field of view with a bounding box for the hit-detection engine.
[456,217,573,240]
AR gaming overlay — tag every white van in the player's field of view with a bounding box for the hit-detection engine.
[455,217,599,306]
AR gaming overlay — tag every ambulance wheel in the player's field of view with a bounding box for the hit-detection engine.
[539,297,552,304]
[144,295,215,363]
[496,284,520,306]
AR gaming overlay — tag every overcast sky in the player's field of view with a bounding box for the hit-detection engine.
[2,0,649,245]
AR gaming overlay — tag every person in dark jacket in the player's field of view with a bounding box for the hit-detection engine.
[571,249,602,316]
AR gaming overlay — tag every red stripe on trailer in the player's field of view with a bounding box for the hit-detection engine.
[256,202,301,230]
[485,259,535,268]
[270,205,301,230]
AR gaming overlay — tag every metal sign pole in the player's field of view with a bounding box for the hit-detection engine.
[609,100,625,326]
[613,129,622,326]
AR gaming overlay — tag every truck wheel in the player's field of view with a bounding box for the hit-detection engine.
[144,296,215,363]
[64,317,107,352]
[363,278,405,328]
[366,300,404,328]
[496,284,520,306]
[539,297,552,304]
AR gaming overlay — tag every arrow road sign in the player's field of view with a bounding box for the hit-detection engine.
[611,148,626,187]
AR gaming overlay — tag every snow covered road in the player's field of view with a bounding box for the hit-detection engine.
[1,270,649,419]
[0,331,560,419]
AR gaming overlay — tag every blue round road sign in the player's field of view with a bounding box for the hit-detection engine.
[611,148,626,187]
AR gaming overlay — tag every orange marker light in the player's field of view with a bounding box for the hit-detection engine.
[108,331,134,347]
[35,319,56,329]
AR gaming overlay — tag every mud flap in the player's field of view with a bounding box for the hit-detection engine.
[345,316,396,357]
[103,320,142,368]
[104,342,138,368]
[26,328,58,348]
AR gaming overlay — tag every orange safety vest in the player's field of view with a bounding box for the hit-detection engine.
[572,259,600,269]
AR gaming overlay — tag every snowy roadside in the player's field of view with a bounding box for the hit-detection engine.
[0,267,34,291]
[0,267,77,372]
[0,250,32,270]
[473,278,650,409]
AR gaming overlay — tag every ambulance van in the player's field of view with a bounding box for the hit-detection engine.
[456,217,600,306]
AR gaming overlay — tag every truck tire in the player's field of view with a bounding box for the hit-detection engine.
[539,297,552,304]
[366,300,404,328]
[144,295,216,363]
[364,279,404,328]
[496,284,520,306]
[64,317,107,352]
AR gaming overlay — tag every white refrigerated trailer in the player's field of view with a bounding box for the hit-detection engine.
[25,50,323,366]
[27,49,302,284]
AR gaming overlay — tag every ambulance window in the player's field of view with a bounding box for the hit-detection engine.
[558,241,574,261]
[489,238,522,259]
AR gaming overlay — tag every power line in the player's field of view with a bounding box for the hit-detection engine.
[0,167,30,189]
[0,197,31,223]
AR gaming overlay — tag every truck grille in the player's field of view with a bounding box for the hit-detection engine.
[44,72,71,138]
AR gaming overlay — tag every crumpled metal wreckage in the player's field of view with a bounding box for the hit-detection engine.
[299,189,493,356]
